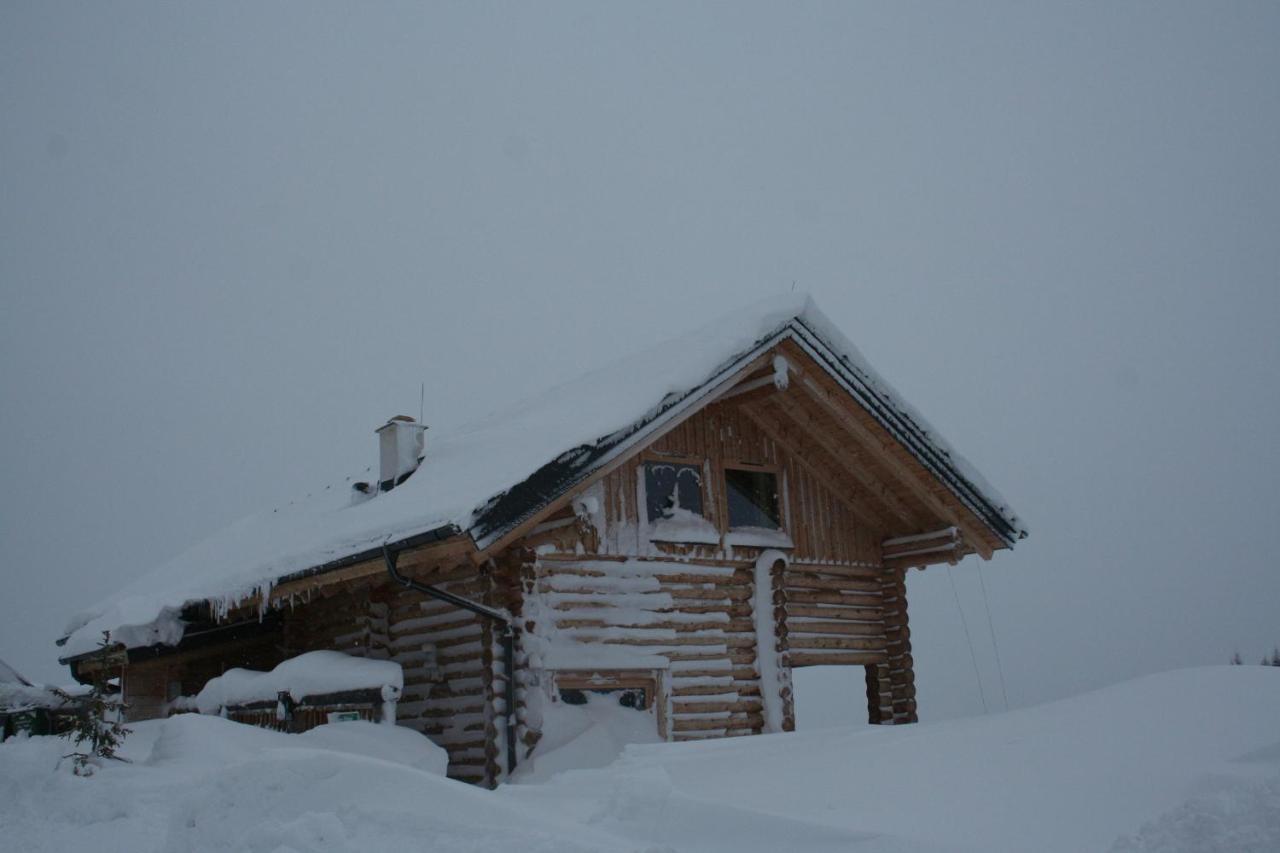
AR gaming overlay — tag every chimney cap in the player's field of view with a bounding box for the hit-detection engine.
[377,415,428,433]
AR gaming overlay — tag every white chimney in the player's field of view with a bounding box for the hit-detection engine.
[376,415,426,491]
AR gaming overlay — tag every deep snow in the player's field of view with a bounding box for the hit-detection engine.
[2,667,1276,852]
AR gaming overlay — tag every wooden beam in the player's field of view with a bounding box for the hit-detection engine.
[716,374,780,402]
[762,395,926,533]
[737,402,899,534]
[788,651,886,666]
[778,341,997,559]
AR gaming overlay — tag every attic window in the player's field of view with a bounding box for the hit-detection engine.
[644,462,704,523]
[725,468,781,530]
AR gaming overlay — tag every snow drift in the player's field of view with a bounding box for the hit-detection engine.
[4,666,1275,852]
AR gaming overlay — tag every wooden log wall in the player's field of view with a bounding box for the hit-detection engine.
[783,562,889,670]
[523,554,770,742]
[121,663,167,722]
[276,560,500,786]
[519,381,926,735]
[878,568,917,723]
[120,554,504,786]
[121,635,280,722]
[584,402,880,567]
[378,568,495,786]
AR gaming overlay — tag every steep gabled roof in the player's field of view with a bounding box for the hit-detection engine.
[60,295,1026,658]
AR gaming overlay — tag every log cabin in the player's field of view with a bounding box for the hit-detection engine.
[57,295,1027,787]
[1,658,83,739]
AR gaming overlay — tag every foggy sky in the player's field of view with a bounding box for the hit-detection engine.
[3,2,1278,720]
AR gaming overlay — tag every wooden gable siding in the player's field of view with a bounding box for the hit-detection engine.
[582,400,884,567]
[773,337,1005,557]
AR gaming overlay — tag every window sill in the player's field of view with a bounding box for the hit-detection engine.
[724,528,794,549]
[646,513,721,545]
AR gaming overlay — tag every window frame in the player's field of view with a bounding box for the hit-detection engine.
[722,463,785,532]
[552,670,666,737]
[639,454,709,525]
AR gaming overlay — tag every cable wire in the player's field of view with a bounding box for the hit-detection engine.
[977,563,1011,711]
[947,565,988,714]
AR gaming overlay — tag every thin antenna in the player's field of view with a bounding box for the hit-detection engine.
[419,382,425,424]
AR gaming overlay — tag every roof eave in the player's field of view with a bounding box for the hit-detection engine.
[57,523,468,665]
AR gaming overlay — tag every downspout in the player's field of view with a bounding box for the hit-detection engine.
[381,543,519,779]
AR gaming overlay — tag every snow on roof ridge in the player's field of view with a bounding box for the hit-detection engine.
[60,292,1023,659]
[787,307,1027,541]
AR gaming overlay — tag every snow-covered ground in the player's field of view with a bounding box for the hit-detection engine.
[2,667,1277,852]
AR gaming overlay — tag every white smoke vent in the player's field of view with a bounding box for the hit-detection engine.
[376,415,426,491]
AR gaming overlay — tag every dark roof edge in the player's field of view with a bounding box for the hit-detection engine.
[469,327,791,551]
[789,319,1026,547]
[270,523,464,588]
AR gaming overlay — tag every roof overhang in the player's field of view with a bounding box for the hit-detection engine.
[469,317,1026,557]
[57,524,467,666]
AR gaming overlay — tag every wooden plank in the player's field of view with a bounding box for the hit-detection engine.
[788,651,886,666]
[786,590,882,607]
[783,574,882,593]
[739,401,903,535]
[787,620,885,636]
[786,563,882,579]
[779,340,998,559]
[671,699,763,715]
[766,394,925,532]
[787,636,887,651]
[785,604,884,622]
[673,712,764,732]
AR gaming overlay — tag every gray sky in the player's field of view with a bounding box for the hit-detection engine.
[3,2,1277,720]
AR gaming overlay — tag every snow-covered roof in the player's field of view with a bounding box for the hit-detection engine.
[0,658,33,687]
[61,294,1027,659]
[0,657,85,712]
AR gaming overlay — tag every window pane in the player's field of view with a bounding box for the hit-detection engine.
[725,469,781,530]
[644,462,704,522]
[557,686,649,711]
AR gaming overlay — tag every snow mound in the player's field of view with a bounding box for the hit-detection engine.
[4,667,1278,852]
[0,714,629,853]
[510,690,663,784]
[501,667,1280,853]
[191,651,402,715]
[1110,771,1280,853]
[144,714,448,777]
